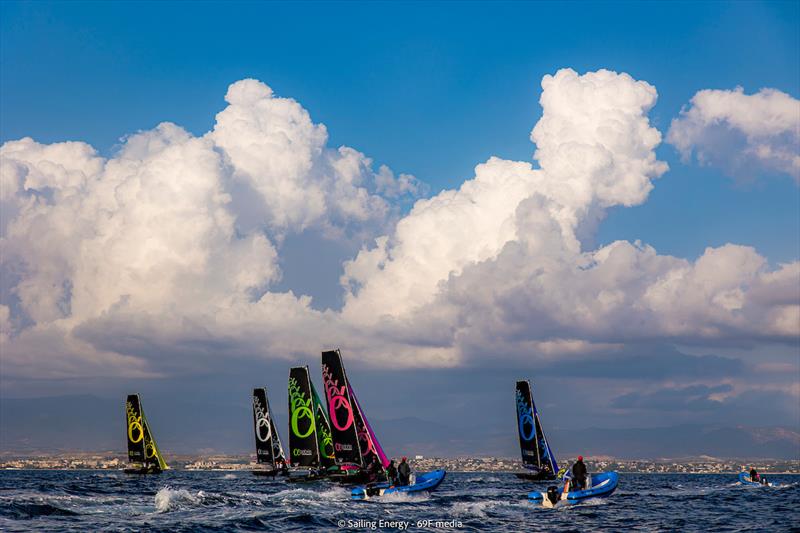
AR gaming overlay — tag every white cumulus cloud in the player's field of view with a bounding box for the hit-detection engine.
[667,86,800,182]
[0,70,797,379]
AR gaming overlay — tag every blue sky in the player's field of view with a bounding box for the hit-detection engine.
[2,1,798,262]
[1,2,798,456]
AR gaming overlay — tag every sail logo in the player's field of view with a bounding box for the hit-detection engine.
[323,364,355,432]
[253,396,272,443]
[335,443,353,452]
[288,378,315,438]
[292,448,313,456]
[516,390,535,441]
[126,401,144,444]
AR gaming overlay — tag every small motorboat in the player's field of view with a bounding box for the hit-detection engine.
[528,471,619,508]
[351,469,446,500]
[738,472,777,487]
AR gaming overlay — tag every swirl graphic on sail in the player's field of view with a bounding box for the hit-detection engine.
[323,365,355,431]
[321,350,363,466]
[289,378,315,439]
[253,388,277,466]
[516,390,536,441]
[288,367,321,468]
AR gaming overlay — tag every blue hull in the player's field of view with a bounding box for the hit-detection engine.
[352,469,446,500]
[528,471,618,507]
[738,472,776,487]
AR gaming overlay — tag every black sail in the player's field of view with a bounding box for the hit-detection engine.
[253,388,275,465]
[515,380,558,477]
[515,381,539,469]
[288,366,320,468]
[321,349,363,466]
[126,393,167,471]
[269,402,287,465]
[126,394,146,464]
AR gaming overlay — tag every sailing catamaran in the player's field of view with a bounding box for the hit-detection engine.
[252,387,288,477]
[328,347,447,499]
[124,394,168,474]
[322,349,390,484]
[514,380,559,481]
[287,366,335,480]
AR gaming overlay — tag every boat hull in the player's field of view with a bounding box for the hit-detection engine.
[528,471,618,507]
[252,469,287,478]
[123,466,162,475]
[351,469,446,500]
[515,470,557,481]
[328,469,374,485]
[738,472,776,487]
[285,468,327,483]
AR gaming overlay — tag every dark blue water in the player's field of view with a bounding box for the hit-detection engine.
[0,471,797,532]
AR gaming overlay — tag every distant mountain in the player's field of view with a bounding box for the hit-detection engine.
[0,394,252,455]
[550,425,800,460]
[1,395,797,459]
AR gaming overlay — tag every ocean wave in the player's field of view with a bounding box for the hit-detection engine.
[450,500,494,517]
[376,490,431,503]
[154,486,206,513]
[0,501,80,520]
[465,476,502,483]
[271,486,348,501]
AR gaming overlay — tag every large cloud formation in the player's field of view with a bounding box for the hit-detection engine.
[667,86,800,182]
[1,69,798,385]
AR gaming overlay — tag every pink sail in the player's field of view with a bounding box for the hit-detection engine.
[348,383,390,468]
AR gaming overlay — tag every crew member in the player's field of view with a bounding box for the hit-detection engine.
[367,456,383,482]
[387,459,398,485]
[278,458,289,475]
[749,467,759,482]
[572,455,588,491]
[398,456,412,486]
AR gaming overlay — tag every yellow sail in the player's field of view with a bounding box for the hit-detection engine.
[142,409,169,470]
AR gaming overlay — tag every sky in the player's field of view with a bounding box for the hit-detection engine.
[0,1,799,457]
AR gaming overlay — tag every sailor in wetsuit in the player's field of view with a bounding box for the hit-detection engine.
[277,458,289,476]
[398,457,412,486]
[571,455,588,491]
[366,456,384,482]
[749,467,759,482]
[386,460,398,485]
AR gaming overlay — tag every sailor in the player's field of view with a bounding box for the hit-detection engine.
[749,467,759,482]
[571,455,588,491]
[387,459,398,485]
[367,456,383,482]
[398,456,412,486]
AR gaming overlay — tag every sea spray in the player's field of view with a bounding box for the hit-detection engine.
[154,486,204,513]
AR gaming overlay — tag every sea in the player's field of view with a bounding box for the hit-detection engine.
[0,470,797,532]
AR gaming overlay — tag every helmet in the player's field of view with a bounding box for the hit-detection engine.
[402,456,407,461]
[578,455,583,461]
